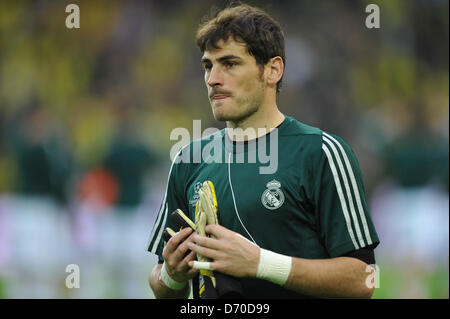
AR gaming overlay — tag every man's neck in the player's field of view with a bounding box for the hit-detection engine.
[226,104,285,142]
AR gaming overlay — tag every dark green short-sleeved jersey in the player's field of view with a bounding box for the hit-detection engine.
[147,115,379,298]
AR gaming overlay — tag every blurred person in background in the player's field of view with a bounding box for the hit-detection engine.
[99,104,156,298]
[69,101,157,298]
[370,106,449,298]
[4,101,73,298]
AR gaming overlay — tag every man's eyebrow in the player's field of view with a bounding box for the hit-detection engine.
[217,55,242,62]
[201,55,243,64]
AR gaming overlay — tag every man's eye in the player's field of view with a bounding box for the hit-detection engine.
[225,61,236,68]
[203,64,212,71]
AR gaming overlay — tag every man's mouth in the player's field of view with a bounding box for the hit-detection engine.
[211,94,230,101]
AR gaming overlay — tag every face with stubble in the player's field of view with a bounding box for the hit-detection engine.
[201,37,267,123]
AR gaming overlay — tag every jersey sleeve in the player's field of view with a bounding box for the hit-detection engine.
[313,132,379,258]
[146,151,189,262]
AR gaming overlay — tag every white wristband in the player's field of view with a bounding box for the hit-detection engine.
[256,248,292,286]
[159,262,187,290]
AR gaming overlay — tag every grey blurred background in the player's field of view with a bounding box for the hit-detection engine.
[0,0,448,298]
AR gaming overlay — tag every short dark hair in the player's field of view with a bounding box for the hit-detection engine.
[195,4,286,92]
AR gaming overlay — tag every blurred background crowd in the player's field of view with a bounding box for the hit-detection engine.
[0,0,448,298]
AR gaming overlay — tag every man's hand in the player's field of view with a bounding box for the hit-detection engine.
[162,227,199,283]
[188,224,260,278]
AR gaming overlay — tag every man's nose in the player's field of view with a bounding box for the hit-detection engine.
[206,66,223,87]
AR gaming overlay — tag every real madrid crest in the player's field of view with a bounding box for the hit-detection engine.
[261,180,285,210]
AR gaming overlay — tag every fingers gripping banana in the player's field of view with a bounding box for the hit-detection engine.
[195,181,218,287]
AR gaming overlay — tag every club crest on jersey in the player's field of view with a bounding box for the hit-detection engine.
[189,181,203,207]
[261,180,285,210]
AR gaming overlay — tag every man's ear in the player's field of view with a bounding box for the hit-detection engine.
[265,56,284,89]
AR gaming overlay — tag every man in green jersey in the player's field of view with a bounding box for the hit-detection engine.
[147,4,379,299]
